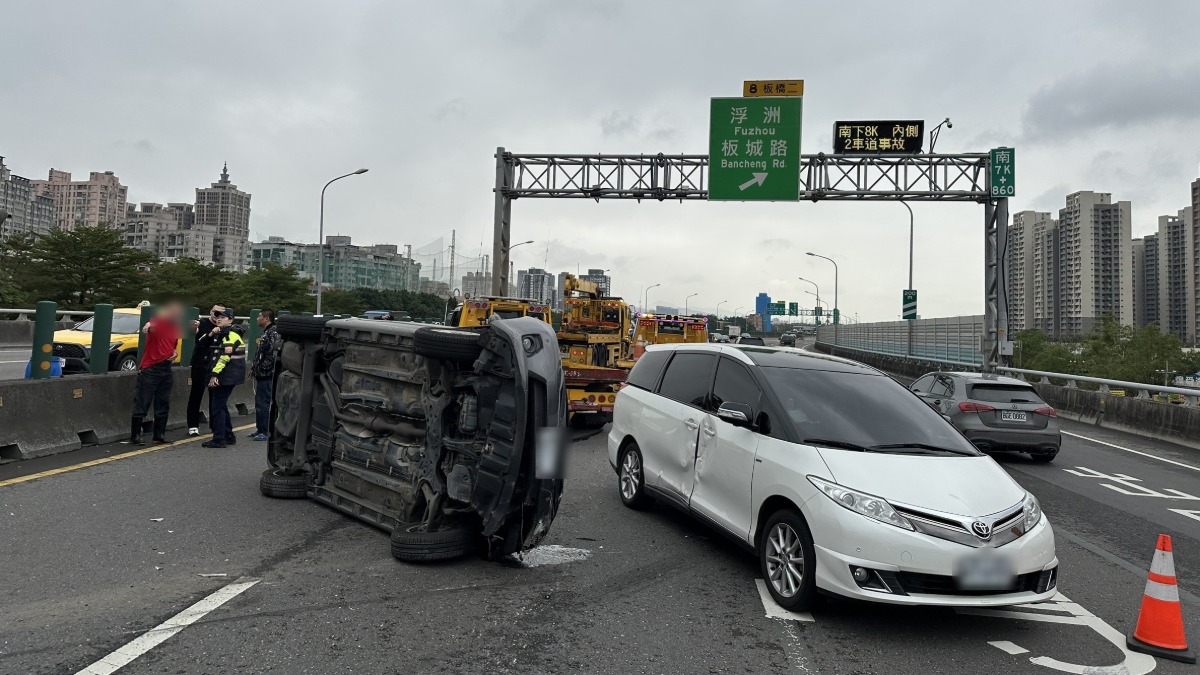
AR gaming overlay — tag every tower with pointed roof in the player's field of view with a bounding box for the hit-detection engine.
[195,163,252,271]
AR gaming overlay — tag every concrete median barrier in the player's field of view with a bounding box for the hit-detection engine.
[0,367,257,460]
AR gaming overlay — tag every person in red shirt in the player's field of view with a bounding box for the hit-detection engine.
[125,301,183,445]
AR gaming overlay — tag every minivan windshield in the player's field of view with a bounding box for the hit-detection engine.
[761,367,980,455]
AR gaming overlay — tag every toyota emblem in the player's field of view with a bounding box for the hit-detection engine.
[971,520,993,539]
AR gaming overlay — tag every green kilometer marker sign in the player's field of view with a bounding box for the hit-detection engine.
[709,97,803,201]
[989,147,1015,198]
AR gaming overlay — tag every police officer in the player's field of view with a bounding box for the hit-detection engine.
[201,308,246,449]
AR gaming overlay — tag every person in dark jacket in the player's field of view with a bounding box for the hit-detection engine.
[187,304,224,436]
[201,308,247,449]
[248,308,281,441]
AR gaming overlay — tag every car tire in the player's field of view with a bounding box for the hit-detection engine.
[390,523,476,563]
[259,468,308,499]
[413,327,483,363]
[618,443,653,510]
[115,352,139,371]
[759,509,818,612]
[1030,448,1058,463]
[276,315,329,341]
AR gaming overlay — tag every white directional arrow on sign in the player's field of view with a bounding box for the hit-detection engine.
[1169,508,1200,523]
[739,172,768,191]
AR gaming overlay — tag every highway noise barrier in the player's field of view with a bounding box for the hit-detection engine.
[1127,533,1195,663]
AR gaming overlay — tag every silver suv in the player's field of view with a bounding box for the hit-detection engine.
[909,372,1060,462]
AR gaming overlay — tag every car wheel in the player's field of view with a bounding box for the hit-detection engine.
[413,327,483,363]
[116,352,139,371]
[618,443,653,510]
[1030,448,1058,463]
[390,523,476,563]
[259,468,308,499]
[276,315,330,341]
[759,509,817,611]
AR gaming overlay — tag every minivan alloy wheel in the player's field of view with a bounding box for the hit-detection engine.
[766,522,805,598]
[620,451,641,501]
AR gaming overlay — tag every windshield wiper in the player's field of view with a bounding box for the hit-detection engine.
[870,443,977,456]
[802,438,869,452]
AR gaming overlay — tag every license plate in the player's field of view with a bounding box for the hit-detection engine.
[955,551,1016,591]
[1001,411,1027,422]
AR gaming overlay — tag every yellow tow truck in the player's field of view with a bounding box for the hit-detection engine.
[558,275,633,425]
[447,296,552,327]
[630,312,709,360]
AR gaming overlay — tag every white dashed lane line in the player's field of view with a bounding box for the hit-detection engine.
[1062,430,1200,473]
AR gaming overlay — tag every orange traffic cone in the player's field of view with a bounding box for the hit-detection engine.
[1127,534,1195,663]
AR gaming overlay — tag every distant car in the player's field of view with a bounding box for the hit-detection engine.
[909,372,1060,462]
[52,308,182,374]
[779,333,796,346]
[734,335,765,346]
[711,333,729,343]
[609,344,1057,610]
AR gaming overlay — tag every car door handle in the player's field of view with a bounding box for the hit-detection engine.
[702,427,716,437]
[684,419,699,430]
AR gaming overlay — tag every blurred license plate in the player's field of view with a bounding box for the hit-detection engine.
[955,551,1016,591]
[1001,411,1027,422]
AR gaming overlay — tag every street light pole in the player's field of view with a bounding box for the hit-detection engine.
[684,292,698,316]
[900,201,915,356]
[715,300,727,317]
[316,168,368,315]
[806,252,838,345]
[502,240,534,295]
[645,283,661,313]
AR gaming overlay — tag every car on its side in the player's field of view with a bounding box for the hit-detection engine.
[52,308,182,374]
[779,333,796,346]
[733,335,765,346]
[909,372,1060,462]
[262,315,566,562]
[609,344,1057,610]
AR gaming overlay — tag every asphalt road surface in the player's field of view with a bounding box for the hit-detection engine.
[0,346,31,380]
[3,409,1200,675]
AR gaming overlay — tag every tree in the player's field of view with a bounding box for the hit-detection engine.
[226,264,313,315]
[1081,316,1185,384]
[143,257,238,311]
[0,226,158,308]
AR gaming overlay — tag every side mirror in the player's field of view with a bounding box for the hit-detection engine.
[716,402,754,427]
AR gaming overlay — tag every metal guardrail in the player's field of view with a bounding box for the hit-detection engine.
[1,307,95,321]
[818,324,1200,407]
[816,316,983,365]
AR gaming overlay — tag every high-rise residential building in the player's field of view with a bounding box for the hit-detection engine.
[124,202,212,262]
[250,235,420,292]
[516,267,556,305]
[0,157,54,238]
[581,268,612,297]
[461,271,490,298]
[1029,215,1060,333]
[196,163,251,272]
[29,168,128,230]
[1008,211,1054,331]
[1191,178,1200,345]
[1055,191,1132,337]
[1142,233,1160,328]
[1155,212,1195,342]
[555,271,570,310]
[1132,237,1148,327]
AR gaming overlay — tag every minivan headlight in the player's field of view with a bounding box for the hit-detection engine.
[1023,492,1042,531]
[808,476,914,531]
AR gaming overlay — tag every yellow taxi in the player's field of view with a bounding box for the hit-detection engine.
[52,307,181,373]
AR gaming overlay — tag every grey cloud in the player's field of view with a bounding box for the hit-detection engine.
[434,98,468,122]
[600,111,639,137]
[1022,61,1200,141]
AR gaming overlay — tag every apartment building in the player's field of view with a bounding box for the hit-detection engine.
[0,157,54,238]
[1192,179,1200,345]
[30,168,128,230]
[196,164,251,272]
[1055,191,1132,337]
[124,203,213,262]
[516,267,556,306]
[1155,212,1195,342]
[581,268,612,297]
[250,235,420,292]
[461,271,490,298]
[1008,211,1054,332]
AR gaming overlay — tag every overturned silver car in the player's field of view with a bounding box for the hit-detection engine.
[261,316,566,562]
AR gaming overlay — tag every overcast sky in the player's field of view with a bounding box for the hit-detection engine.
[5,0,1200,320]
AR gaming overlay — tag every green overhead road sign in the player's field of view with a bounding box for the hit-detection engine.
[766,301,786,315]
[832,308,840,325]
[903,289,917,320]
[709,97,803,201]
[788,301,798,316]
[813,306,822,317]
[990,147,1015,198]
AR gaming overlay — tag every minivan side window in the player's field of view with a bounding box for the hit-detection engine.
[708,358,761,413]
[626,349,671,391]
[656,353,716,407]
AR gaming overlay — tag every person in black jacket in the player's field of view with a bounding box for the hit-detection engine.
[186,304,225,436]
[201,308,247,449]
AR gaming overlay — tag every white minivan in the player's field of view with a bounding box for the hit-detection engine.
[608,343,1058,610]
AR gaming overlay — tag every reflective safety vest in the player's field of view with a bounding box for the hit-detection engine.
[208,329,246,386]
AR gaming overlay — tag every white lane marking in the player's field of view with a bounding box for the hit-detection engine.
[755,579,814,622]
[1170,509,1200,524]
[75,578,259,675]
[1063,466,1200,500]
[989,641,1030,655]
[957,592,1155,675]
[1063,430,1200,473]
[0,360,27,364]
